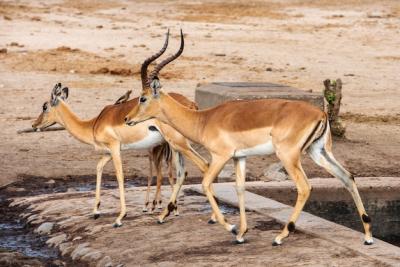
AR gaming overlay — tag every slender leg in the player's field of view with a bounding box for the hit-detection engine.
[143,151,153,212]
[166,156,179,216]
[273,152,311,245]
[158,150,185,223]
[202,155,235,233]
[208,185,218,224]
[309,135,373,244]
[233,157,248,243]
[110,147,126,227]
[152,157,163,212]
[166,141,209,219]
[93,154,111,219]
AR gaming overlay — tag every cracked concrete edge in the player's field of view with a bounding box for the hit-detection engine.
[187,182,400,267]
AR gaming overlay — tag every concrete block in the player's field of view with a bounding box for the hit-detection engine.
[195,82,324,109]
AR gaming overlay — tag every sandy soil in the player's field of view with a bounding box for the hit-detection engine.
[0,0,399,188]
[8,186,384,266]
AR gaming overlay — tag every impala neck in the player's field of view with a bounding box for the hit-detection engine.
[55,101,95,145]
[159,93,205,144]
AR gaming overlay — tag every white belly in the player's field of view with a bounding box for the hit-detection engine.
[234,141,275,157]
[121,130,164,150]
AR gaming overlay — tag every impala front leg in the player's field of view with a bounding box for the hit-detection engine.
[111,147,127,227]
[143,153,153,212]
[93,154,111,219]
[233,157,247,244]
[202,155,235,235]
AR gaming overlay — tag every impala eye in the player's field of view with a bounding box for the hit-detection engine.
[139,96,147,103]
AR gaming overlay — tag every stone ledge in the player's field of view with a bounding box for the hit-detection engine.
[188,182,400,267]
[195,82,324,109]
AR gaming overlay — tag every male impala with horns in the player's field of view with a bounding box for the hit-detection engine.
[125,30,373,246]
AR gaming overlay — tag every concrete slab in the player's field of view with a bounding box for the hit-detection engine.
[189,182,400,266]
[195,82,324,109]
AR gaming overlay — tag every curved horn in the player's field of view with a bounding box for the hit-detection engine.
[149,29,184,82]
[140,29,170,88]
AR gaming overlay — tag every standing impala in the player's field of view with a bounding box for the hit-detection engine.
[125,30,373,246]
[32,31,208,228]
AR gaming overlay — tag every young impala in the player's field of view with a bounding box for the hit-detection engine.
[32,30,208,228]
[125,30,373,245]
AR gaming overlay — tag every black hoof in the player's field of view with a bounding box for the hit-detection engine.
[142,209,148,213]
[112,223,122,228]
[208,219,217,224]
[230,226,238,236]
[235,239,245,245]
[157,220,164,225]
[364,241,373,246]
[93,213,100,220]
[272,241,281,246]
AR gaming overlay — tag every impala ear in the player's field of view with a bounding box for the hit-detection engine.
[150,78,162,98]
[60,87,69,100]
[50,83,68,106]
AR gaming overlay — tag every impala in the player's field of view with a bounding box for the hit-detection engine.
[125,30,373,245]
[32,31,208,228]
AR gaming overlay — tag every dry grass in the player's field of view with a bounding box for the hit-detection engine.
[1,47,138,76]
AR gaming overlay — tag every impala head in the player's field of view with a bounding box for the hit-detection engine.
[125,29,184,126]
[32,83,69,130]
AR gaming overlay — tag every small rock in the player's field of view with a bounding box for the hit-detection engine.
[214,53,226,57]
[69,69,76,74]
[263,162,288,181]
[97,256,113,267]
[266,67,273,71]
[90,67,110,74]
[73,236,83,241]
[82,250,103,261]
[35,222,54,234]
[71,243,92,260]
[96,25,103,29]
[31,16,41,21]
[47,233,67,247]
[0,48,7,53]
[45,179,56,184]
[59,242,74,256]
[3,15,12,20]
[6,186,26,192]
[27,214,39,223]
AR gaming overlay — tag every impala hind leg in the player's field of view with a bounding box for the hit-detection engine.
[151,158,163,212]
[143,153,154,212]
[233,157,248,244]
[273,152,311,246]
[93,154,112,219]
[309,134,373,245]
[158,151,185,223]
[111,147,127,227]
[166,156,179,216]
[202,155,236,234]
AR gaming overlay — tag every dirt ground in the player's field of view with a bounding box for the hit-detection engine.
[7,186,384,266]
[1,0,400,187]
